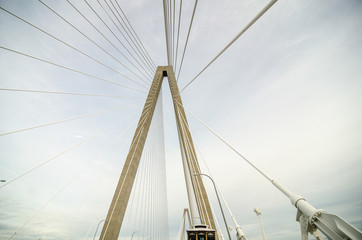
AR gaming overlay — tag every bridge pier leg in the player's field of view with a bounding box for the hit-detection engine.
[99,66,216,239]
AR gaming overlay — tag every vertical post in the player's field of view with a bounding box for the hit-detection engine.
[254,208,266,240]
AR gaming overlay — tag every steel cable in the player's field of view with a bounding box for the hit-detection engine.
[185,107,274,182]
[0,110,139,190]
[113,0,157,69]
[172,0,176,67]
[39,0,150,87]
[65,118,137,228]
[176,0,198,81]
[107,0,155,74]
[100,108,150,239]
[163,0,171,65]
[0,87,143,98]
[0,46,146,93]
[82,0,151,85]
[0,104,140,137]
[6,115,137,240]
[169,0,174,64]
[195,143,240,240]
[105,0,154,75]
[0,6,148,90]
[96,0,153,81]
[180,0,279,92]
[177,107,212,227]
[174,0,183,71]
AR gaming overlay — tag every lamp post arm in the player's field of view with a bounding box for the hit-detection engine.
[195,173,232,240]
[93,219,105,240]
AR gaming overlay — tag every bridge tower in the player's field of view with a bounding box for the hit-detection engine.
[99,66,216,240]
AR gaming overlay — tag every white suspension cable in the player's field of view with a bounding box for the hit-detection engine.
[138,148,149,240]
[180,0,278,92]
[65,0,151,88]
[163,0,171,65]
[112,0,157,69]
[176,105,206,223]
[177,107,213,226]
[169,0,174,64]
[176,0,198,81]
[8,167,86,239]
[100,123,147,239]
[81,152,126,240]
[0,46,146,93]
[0,6,148,90]
[195,144,246,240]
[39,0,150,86]
[109,112,151,239]
[0,88,143,98]
[104,0,154,77]
[185,108,273,181]
[172,0,176,67]
[174,0,183,71]
[64,118,138,230]
[123,137,148,238]
[6,115,137,239]
[0,104,140,136]
[97,0,153,81]
[107,0,155,74]
[0,111,140,189]
[85,0,151,84]
[122,149,142,238]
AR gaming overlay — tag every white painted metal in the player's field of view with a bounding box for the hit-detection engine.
[314,212,362,240]
[188,110,362,240]
[254,208,266,240]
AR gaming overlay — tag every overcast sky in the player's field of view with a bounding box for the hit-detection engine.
[1,0,362,240]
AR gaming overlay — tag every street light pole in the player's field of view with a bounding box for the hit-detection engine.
[93,219,105,240]
[254,208,266,240]
[194,173,232,240]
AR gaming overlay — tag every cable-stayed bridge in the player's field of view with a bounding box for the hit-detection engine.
[0,0,362,240]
